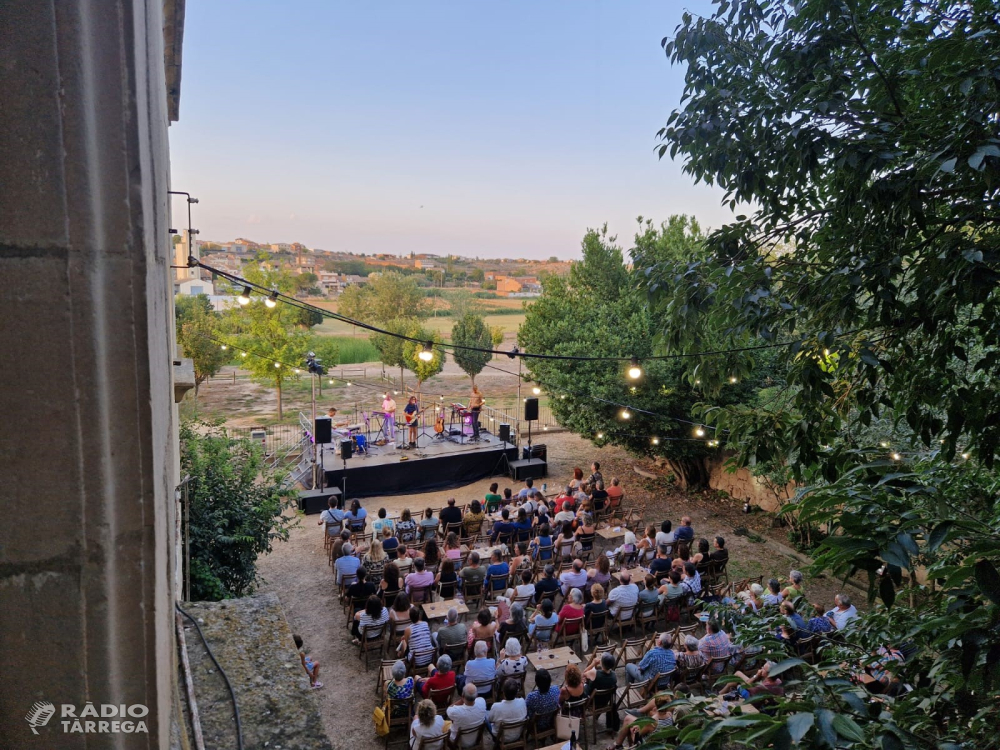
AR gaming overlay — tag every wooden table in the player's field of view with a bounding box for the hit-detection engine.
[527,646,581,672]
[461,544,505,560]
[422,599,470,620]
[596,525,626,540]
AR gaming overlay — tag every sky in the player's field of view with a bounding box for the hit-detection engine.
[169,1,729,260]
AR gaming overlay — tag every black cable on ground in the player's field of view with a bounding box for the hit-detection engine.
[176,602,245,750]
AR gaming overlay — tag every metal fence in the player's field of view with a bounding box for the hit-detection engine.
[226,423,307,460]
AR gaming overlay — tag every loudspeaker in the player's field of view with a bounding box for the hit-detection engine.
[498,423,511,444]
[524,397,539,421]
[339,439,353,460]
[315,417,333,444]
[523,443,547,461]
[298,487,343,514]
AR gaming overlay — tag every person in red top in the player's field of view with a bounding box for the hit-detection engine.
[417,654,457,704]
[606,477,624,508]
[556,588,586,634]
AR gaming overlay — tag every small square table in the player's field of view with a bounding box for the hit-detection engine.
[422,599,470,620]
[527,646,581,672]
[596,525,627,540]
[613,567,648,583]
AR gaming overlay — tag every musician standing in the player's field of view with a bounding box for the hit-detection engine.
[403,396,420,448]
[469,385,484,441]
[381,393,397,441]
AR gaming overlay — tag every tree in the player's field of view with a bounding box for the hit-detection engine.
[370,317,416,391]
[489,325,505,348]
[635,1,1000,746]
[519,220,769,488]
[180,420,293,600]
[337,270,427,324]
[403,326,445,396]
[175,295,229,401]
[224,263,309,419]
[469,268,486,283]
[450,313,493,385]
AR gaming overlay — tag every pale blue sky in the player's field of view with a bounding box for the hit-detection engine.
[169,1,729,259]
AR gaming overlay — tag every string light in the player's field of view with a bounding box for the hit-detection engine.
[729,376,738,384]
[891,452,901,461]
[596,432,604,439]
[532,386,541,395]
[265,290,278,309]
[329,379,334,385]
[961,452,970,460]
[621,409,631,420]
[628,357,642,380]
[651,437,660,445]
[220,344,227,350]
[560,395,566,400]
[294,368,301,374]
[695,427,706,437]
[241,352,248,358]
[880,441,890,448]
[418,342,434,362]
[237,286,252,305]
[273,362,280,369]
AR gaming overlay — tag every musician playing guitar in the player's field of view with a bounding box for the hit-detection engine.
[403,396,421,448]
[469,385,485,441]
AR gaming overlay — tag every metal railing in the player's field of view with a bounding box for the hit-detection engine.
[225,423,306,461]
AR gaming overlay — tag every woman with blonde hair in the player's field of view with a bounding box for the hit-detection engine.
[409,698,445,748]
[363,538,387,578]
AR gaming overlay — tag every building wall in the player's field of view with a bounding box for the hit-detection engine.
[705,453,794,512]
[0,1,178,746]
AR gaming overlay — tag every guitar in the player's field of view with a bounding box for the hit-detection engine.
[404,408,426,425]
[434,411,446,433]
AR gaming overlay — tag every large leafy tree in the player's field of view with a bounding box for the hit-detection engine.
[403,325,446,396]
[175,294,229,400]
[371,317,417,391]
[180,420,293,600]
[450,312,493,385]
[338,271,427,324]
[636,1,1000,746]
[224,263,309,419]
[519,220,768,488]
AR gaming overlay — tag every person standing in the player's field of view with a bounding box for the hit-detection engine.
[469,385,484,441]
[403,396,420,448]
[381,393,397,441]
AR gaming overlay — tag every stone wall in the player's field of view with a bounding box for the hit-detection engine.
[181,594,334,750]
[705,453,794,512]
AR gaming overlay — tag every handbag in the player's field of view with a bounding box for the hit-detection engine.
[555,713,581,740]
[373,704,389,737]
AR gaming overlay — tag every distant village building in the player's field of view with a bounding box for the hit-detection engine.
[415,259,435,269]
[270,242,292,253]
[175,277,215,296]
[494,275,541,297]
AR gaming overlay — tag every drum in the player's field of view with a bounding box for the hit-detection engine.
[354,434,368,454]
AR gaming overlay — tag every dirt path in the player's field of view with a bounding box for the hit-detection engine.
[255,431,856,747]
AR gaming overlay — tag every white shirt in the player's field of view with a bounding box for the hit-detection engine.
[383,398,397,414]
[447,699,487,742]
[559,569,589,595]
[655,530,674,548]
[831,604,858,630]
[607,582,639,616]
[410,715,445,748]
[554,511,576,525]
[488,698,527,741]
[515,583,536,599]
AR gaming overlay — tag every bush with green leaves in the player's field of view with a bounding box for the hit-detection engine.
[181,420,294,601]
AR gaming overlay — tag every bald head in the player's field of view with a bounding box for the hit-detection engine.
[462,683,479,703]
[447,607,459,624]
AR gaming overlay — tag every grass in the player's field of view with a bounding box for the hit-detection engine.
[327,336,379,364]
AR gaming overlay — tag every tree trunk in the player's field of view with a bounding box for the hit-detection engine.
[664,457,710,491]
[276,380,283,420]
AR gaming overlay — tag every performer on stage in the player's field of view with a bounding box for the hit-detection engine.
[327,407,349,429]
[381,393,397,441]
[469,385,484,441]
[403,396,420,448]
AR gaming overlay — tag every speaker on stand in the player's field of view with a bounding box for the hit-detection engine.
[314,417,332,493]
[339,439,352,508]
[523,397,538,451]
[492,422,514,477]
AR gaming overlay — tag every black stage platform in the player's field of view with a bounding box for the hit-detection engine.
[320,427,517,498]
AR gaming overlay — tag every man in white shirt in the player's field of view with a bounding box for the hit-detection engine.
[487,678,528,742]
[553,500,576,526]
[558,559,589,596]
[381,394,397,440]
[316,497,344,536]
[827,593,859,630]
[607,571,639,617]
[447,683,488,745]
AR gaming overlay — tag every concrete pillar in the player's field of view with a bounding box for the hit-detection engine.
[0,0,178,747]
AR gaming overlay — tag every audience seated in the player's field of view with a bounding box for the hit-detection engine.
[559,558,589,595]
[525,668,560,729]
[409,698,444,748]
[433,607,467,651]
[780,569,805,601]
[559,664,585,706]
[607,571,638,617]
[438,497,463,529]
[627,632,676,687]
[335,541,362,585]
[447,683,487,745]
[674,515,695,543]
[457,640,496,696]
[416,654,456,700]
[828,593,859,630]
[496,638,528,677]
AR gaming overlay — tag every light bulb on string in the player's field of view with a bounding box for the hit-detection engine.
[891,452,901,461]
[294,368,301,374]
[329,379,334,385]
[695,427,706,437]
[418,342,434,362]
[961,452,970,460]
[620,409,631,420]
[596,432,604,439]
[220,344,227,350]
[880,441,889,448]
[729,376,738,384]
[241,352,248,358]
[274,362,280,368]
[651,437,660,446]
[265,290,278,308]
[560,395,566,400]
[237,286,252,305]
[532,386,541,395]
[627,357,642,380]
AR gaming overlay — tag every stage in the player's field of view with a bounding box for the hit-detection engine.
[318,426,518,498]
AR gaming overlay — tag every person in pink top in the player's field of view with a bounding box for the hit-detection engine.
[381,394,397,440]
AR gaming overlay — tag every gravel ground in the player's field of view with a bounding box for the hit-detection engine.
[256,431,859,748]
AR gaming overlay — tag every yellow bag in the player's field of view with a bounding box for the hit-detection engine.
[373,704,390,737]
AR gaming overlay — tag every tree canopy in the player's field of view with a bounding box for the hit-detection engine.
[450,313,493,385]
[630,1,1000,747]
[175,294,229,398]
[338,271,427,325]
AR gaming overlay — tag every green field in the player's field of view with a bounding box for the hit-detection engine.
[315,313,526,339]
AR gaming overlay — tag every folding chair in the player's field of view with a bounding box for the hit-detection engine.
[427,684,455,715]
[556,616,585,656]
[452,719,486,749]
[528,706,559,748]
[358,622,386,670]
[494,718,528,750]
[620,637,647,667]
[413,730,448,750]
[576,532,596,560]
[615,678,651,713]
[408,584,434,605]
[462,580,484,612]
[376,658,396,698]
[409,647,437,677]
[484,574,509,604]
[472,677,498,707]
[528,623,556,653]
[384,694,414,749]
[585,686,620,743]
[613,604,638,640]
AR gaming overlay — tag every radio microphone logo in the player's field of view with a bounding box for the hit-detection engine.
[25,702,56,734]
